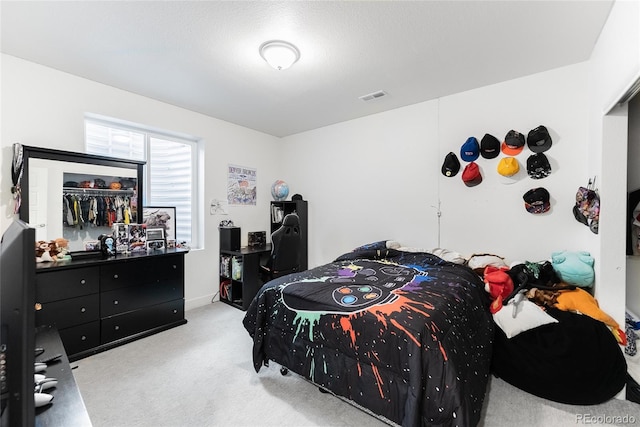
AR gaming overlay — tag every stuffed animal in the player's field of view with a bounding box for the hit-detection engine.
[551,250,595,287]
[53,238,69,260]
[35,241,54,263]
[483,265,514,314]
[554,287,626,345]
[54,238,69,253]
[35,238,70,263]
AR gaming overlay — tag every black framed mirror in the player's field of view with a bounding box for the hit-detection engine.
[19,145,145,254]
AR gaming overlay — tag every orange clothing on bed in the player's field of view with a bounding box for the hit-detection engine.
[554,287,619,330]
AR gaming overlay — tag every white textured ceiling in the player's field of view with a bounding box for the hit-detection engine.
[1,1,614,137]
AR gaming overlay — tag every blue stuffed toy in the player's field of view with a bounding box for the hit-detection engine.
[551,250,595,287]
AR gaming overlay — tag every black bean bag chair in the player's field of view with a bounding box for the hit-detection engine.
[491,307,627,405]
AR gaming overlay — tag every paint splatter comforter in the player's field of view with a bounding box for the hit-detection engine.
[242,248,494,427]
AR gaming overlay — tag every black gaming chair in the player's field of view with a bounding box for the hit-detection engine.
[261,213,301,282]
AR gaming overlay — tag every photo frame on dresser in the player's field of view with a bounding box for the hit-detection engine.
[142,206,176,241]
[145,226,166,252]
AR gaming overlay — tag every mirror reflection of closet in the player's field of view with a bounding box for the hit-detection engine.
[20,146,144,253]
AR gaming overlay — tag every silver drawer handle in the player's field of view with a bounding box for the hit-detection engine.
[113,274,119,279]
[80,279,86,285]
[81,335,86,341]
[114,326,119,331]
[113,300,119,305]
[80,307,86,313]
[173,309,177,314]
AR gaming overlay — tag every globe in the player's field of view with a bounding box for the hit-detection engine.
[271,180,289,201]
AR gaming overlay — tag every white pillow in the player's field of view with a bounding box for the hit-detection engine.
[386,240,402,249]
[493,299,558,338]
[429,248,466,264]
[467,254,507,271]
[398,246,431,253]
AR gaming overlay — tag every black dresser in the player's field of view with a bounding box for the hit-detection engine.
[35,249,188,362]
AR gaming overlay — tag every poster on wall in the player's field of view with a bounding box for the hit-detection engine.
[227,164,257,206]
[142,206,176,241]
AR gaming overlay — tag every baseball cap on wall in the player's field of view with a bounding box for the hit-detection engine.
[480,134,501,159]
[497,157,521,184]
[462,162,482,187]
[523,187,551,214]
[527,125,552,153]
[527,153,551,179]
[460,137,480,162]
[441,152,461,177]
[501,130,525,156]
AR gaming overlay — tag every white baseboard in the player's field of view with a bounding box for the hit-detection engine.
[185,294,217,311]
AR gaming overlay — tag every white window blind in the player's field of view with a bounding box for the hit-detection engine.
[148,137,193,243]
[85,118,199,247]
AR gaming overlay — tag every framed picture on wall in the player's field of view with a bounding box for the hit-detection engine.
[142,206,176,241]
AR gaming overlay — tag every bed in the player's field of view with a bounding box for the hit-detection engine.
[242,243,494,427]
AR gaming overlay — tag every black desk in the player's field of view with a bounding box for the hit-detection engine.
[219,244,271,310]
[35,325,91,427]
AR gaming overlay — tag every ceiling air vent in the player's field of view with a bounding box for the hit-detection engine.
[359,90,388,102]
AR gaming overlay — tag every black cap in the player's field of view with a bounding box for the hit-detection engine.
[441,152,461,177]
[505,130,525,148]
[292,193,303,201]
[480,134,500,159]
[526,153,551,179]
[523,187,550,214]
[527,125,552,153]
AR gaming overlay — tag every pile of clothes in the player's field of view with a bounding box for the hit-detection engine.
[475,251,628,405]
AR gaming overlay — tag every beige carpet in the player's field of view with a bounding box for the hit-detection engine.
[72,302,640,427]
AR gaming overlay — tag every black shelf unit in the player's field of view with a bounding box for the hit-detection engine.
[270,200,308,271]
[219,245,271,310]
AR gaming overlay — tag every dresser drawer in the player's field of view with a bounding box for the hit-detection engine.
[36,267,99,303]
[101,299,184,344]
[36,294,100,329]
[100,255,184,292]
[59,321,100,357]
[100,280,183,317]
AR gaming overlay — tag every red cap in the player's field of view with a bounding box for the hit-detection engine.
[462,162,482,187]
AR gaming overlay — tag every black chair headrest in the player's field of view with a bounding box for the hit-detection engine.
[282,213,299,227]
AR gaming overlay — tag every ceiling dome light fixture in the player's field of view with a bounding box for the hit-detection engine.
[259,40,300,71]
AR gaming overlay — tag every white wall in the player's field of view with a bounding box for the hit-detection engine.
[282,101,440,263]
[0,54,281,310]
[588,0,640,325]
[438,64,591,261]
[284,63,592,269]
[282,0,640,327]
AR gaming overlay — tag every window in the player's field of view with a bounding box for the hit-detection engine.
[85,115,201,248]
